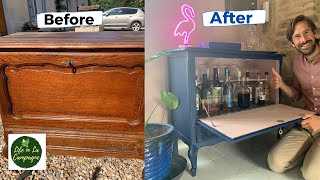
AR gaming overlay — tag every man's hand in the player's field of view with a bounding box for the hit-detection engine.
[301,114,320,134]
[270,67,283,89]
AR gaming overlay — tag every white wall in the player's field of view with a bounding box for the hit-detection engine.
[3,0,89,34]
[145,0,245,123]
[46,0,56,12]
[4,0,57,34]
[5,0,29,33]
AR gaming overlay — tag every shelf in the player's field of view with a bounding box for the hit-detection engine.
[202,79,268,84]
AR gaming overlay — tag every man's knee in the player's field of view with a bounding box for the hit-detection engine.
[301,138,320,180]
[301,168,318,180]
[267,149,288,173]
[267,128,313,173]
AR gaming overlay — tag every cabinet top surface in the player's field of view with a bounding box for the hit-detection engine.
[0,31,144,49]
[166,47,284,60]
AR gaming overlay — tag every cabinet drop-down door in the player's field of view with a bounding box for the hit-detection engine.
[198,104,314,143]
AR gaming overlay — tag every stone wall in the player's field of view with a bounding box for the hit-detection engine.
[254,0,320,108]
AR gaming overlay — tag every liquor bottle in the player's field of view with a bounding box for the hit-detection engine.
[207,85,216,113]
[234,68,241,107]
[223,68,233,110]
[238,77,250,108]
[245,71,253,102]
[254,71,262,104]
[212,68,222,113]
[196,78,203,115]
[264,72,270,103]
[258,81,266,105]
[201,74,212,114]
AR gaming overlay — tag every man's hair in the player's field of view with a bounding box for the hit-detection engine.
[286,15,318,43]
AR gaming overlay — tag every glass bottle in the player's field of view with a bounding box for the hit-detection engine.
[201,74,212,114]
[201,74,208,96]
[234,68,241,107]
[258,81,266,105]
[196,78,203,115]
[264,72,270,103]
[223,68,233,110]
[246,25,259,51]
[245,71,253,102]
[254,70,262,104]
[238,77,250,108]
[207,85,216,114]
[199,65,209,84]
[212,68,222,113]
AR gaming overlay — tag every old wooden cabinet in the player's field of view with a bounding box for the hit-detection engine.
[0,32,144,159]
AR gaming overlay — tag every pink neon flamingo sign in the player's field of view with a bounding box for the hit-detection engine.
[174,4,196,46]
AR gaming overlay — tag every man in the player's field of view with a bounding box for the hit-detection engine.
[268,15,320,180]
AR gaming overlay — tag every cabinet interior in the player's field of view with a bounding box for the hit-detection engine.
[195,57,280,114]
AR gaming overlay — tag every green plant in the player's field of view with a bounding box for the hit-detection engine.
[145,52,179,127]
[55,0,67,12]
[21,21,38,32]
[90,0,144,11]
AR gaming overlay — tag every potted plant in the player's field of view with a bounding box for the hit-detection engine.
[144,52,179,180]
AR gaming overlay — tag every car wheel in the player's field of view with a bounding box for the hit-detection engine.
[131,22,141,31]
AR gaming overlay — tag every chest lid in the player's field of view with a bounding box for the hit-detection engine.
[0,31,144,51]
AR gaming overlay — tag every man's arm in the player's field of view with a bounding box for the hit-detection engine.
[271,68,302,101]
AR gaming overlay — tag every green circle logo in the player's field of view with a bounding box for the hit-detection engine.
[11,136,42,168]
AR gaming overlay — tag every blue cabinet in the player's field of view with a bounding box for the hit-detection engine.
[166,47,309,176]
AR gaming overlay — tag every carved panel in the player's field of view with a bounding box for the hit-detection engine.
[5,64,144,126]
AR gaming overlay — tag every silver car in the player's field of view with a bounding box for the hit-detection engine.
[102,7,145,31]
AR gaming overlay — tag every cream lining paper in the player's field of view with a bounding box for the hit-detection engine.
[200,104,314,139]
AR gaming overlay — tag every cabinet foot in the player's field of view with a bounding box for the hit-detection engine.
[188,145,198,177]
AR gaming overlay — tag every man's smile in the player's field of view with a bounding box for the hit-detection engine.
[300,40,312,49]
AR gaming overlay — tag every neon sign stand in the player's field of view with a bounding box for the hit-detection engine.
[174,4,196,47]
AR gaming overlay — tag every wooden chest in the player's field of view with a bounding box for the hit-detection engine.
[0,32,144,159]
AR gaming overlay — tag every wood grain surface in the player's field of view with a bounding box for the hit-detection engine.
[0,32,144,49]
[0,32,144,159]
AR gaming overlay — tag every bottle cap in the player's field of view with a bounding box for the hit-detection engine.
[225,68,230,76]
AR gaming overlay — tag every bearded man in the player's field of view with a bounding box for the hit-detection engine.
[268,15,320,180]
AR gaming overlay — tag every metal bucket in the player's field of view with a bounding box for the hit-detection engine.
[145,123,174,180]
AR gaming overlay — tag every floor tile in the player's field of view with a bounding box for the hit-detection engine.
[181,150,258,179]
[179,144,224,166]
[179,170,199,180]
[252,166,304,180]
[232,170,264,180]
[177,130,303,180]
[178,139,189,150]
